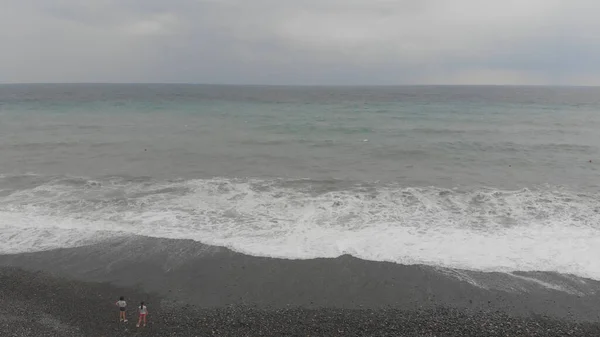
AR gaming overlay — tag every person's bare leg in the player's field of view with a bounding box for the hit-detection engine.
[137,316,142,327]
[123,312,128,322]
[143,315,147,327]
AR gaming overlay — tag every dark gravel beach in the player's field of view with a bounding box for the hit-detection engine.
[2,237,600,336]
[2,267,600,337]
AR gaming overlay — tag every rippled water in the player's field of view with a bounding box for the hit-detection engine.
[1,84,599,278]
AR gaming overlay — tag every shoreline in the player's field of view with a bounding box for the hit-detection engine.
[1,236,600,335]
[2,267,600,337]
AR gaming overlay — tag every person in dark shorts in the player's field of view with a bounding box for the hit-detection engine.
[115,296,128,322]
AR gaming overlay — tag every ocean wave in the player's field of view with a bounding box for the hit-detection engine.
[1,141,79,151]
[1,175,600,279]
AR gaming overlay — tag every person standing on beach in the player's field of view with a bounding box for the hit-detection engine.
[115,296,128,322]
[136,301,148,328]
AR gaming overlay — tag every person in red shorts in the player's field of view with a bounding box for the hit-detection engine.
[136,301,148,328]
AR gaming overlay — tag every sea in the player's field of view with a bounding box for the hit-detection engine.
[1,84,599,279]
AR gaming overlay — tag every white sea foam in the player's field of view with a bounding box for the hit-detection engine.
[1,177,600,279]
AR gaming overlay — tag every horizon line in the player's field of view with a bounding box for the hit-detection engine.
[1,82,599,88]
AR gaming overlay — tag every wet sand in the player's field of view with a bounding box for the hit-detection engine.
[1,236,600,336]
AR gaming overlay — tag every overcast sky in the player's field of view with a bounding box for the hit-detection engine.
[1,0,598,85]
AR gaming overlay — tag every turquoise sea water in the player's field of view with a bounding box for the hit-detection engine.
[1,84,598,188]
[1,84,599,278]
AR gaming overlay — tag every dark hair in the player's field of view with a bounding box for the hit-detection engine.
[120,296,124,301]
[140,301,145,310]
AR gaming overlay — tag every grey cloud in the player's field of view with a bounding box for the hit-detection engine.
[1,0,599,85]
